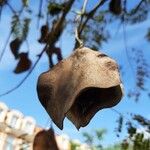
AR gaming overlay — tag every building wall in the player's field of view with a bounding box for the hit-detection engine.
[0,102,37,150]
[0,102,91,150]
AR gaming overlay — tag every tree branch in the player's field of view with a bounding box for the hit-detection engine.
[0,0,75,96]
[37,0,43,28]
[0,45,47,97]
[74,0,108,49]
[75,0,88,47]
[0,31,12,62]
[79,0,108,35]
[129,0,146,15]
[46,0,75,65]
[47,0,75,47]
[0,4,24,63]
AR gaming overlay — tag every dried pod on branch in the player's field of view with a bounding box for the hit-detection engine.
[0,0,6,6]
[33,128,59,150]
[38,25,49,43]
[109,0,122,15]
[14,52,32,73]
[46,46,63,68]
[37,47,123,130]
[48,2,64,16]
[10,38,22,59]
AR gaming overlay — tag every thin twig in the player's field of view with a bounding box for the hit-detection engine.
[0,7,3,20]
[37,0,43,29]
[0,4,24,63]
[0,31,12,62]
[111,108,123,116]
[122,19,135,79]
[111,108,138,127]
[75,27,83,47]
[129,0,146,15]
[75,0,88,47]
[47,0,75,46]
[82,0,88,13]
[79,0,108,35]
[6,2,17,14]
[74,0,108,49]
[25,39,30,53]
[0,0,75,96]
[0,45,47,97]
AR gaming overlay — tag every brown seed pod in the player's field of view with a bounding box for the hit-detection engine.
[109,0,122,15]
[38,25,49,43]
[14,52,32,74]
[0,0,6,6]
[48,3,63,16]
[33,128,59,150]
[37,47,123,130]
[10,38,22,59]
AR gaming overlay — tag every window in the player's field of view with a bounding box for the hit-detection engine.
[0,133,3,145]
[0,108,3,114]
[10,115,18,128]
[25,121,33,134]
[21,143,30,150]
[0,108,6,123]
[4,135,14,150]
[0,108,3,119]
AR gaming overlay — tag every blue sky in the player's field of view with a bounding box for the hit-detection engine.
[0,0,150,146]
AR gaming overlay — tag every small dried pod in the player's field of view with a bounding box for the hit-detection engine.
[38,25,49,43]
[109,0,122,15]
[10,38,22,59]
[14,52,32,73]
[33,128,59,150]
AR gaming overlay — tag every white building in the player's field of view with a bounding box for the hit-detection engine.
[0,102,91,150]
[0,102,37,150]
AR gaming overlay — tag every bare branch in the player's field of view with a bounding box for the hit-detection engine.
[6,2,17,14]
[46,0,75,63]
[74,0,108,48]
[111,108,138,127]
[130,0,146,15]
[47,0,75,47]
[37,0,43,29]
[75,0,88,47]
[0,0,75,96]
[122,21,136,81]
[0,31,12,62]
[0,5,25,63]
[79,0,108,35]
[0,45,47,97]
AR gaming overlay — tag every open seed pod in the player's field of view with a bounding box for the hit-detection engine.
[37,47,123,130]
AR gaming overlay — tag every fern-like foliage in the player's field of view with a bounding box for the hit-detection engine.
[22,18,30,40]
[11,15,22,39]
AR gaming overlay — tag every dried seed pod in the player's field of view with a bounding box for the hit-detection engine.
[33,128,59,150]
[48,3,63,16]
[37,47,123,130]
[46,46,63,68]
[14,52,32,73]
[109,0,122,15]
[10,38,22,59]
[38,25,49,43]
[0,0,6,6]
